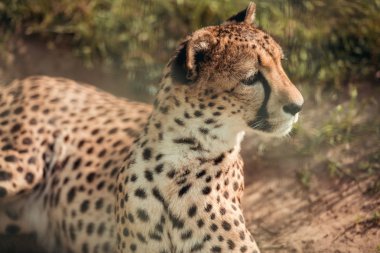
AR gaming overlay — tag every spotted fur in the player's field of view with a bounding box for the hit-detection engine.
[0,2,303,253]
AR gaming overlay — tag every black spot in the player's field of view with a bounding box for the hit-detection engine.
[96,181,105,190]
[0,170,12,181]
[190,243,204,252]
[86,223,94,235]
[166,169,176,179]
[137,232,147,243]
[144,170,154,182]
[154,164,164,174]
[196,169,206,178]
[67,187,76,203]
[240,245,248,252]
[210,223,218,231]
[80,200,90,213]
[97,222,106,235]
[95,198,104,210]
[178,183,192,197]
[198,127,209,134]
[181,230,192,240]
[188,205,197,218]
[194,110,203,117]
[30,94,40,100]
[124,127,139,138]
[205,204,212,212]
[173,137,196,145]
[137,209,149,222]
[98,149,107,158]
[213,154,225,165]
[86,172,96,183]
[174,118,185,126]
[211,246,222,252]
[205,118,216,124]
[72,158,82,170]
[155,154,163,161]
[135,188,147,199]
[10,124,21,133]
[197,219,204,228]
[24,172,34,184]
[202,186,211,195]
[91,129,100,135]
[149,232,162,241]
[0,110,10,117]
[227,239,236,250]
[142,148,152,160]
[22,137,32,145]
[27,157,36,164]
[131,174,138,182]
[123,227,129,237]
[2,144,14,151]
[4,155,17,162]
[127,213,135,223]
[103,159,112,170]
[108,127,118,134]
[221,221,231,231]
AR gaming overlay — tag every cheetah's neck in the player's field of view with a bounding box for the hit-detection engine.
[139,82,247,165]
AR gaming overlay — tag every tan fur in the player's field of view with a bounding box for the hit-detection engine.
[0,2,303,253]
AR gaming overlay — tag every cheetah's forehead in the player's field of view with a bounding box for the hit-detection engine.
[208,24,284,59]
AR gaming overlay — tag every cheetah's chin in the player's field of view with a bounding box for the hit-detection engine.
[252,118,296,138]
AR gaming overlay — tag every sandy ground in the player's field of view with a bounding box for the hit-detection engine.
[242,136,380,253]
[1,37,379,253]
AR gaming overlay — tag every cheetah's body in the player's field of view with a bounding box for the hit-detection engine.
[0,76,151,252]
[0,3,304,253]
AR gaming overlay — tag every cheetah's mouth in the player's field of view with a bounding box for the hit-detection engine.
[248,115,298,137]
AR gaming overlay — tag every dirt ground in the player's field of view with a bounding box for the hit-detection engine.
[1,37,379,253]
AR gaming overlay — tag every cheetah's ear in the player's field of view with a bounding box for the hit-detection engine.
[171,30,216,85]
[225,2,256,24]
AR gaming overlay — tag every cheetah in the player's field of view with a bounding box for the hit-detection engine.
[0,2,303,253]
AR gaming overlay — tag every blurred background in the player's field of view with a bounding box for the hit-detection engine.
[0,0,379,252]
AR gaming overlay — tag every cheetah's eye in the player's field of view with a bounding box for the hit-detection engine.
[241,72,260,86]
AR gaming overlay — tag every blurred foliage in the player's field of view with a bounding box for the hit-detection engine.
[296,166,313,188]
[0,0,379,87]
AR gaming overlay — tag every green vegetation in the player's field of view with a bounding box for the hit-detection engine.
[296,167,313,188]
[1,0,379,86]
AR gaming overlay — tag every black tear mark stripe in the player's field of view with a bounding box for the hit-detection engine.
[249,71,272,131]
[256,71,271,118]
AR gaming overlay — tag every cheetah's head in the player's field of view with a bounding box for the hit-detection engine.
[169,2,304,137]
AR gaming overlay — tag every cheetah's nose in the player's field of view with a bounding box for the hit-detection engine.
[282,103,303,116]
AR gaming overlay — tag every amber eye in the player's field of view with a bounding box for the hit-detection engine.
[241,72,260,86]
